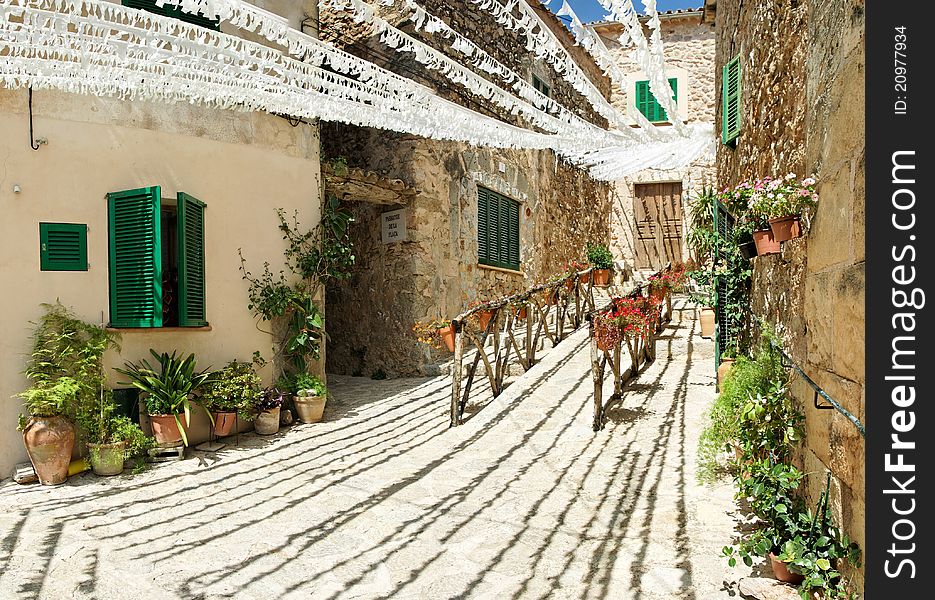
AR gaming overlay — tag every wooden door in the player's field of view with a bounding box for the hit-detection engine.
[633,182,684,269]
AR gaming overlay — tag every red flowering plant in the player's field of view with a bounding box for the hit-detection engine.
[564,260,588,275]
[719,174,818,230]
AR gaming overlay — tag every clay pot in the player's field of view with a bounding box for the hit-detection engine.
[699,307,716,338]
[88,442,126,477]
[22,416,76,486]
[212,411,238,437]
[514,306,528,320]
[753,229,781,255]
[593,269,611,287]
[768,215,802,242]
[478,310,495,332]
[769,553,805,584]
[254,407,281,435]
[564,279,575,292]
[579,272,591,285]
[437,324,455,352]
[596,336,616,352]
[150,414,186,446]
[544,289,558,305]
[717,358,735,389]
[294,395,327,423]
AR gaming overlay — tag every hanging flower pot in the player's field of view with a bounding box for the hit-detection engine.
[544,289,559,305]
[593,269,611,287]
[513,305,527,321]
[699,307,715,338]
[768,215,802,242]
[578,272,591,285]
[437,323,455,352]
[738,240,757,260]
[564,279,575,292]
[752,229,781,255]
[478,310,495,332]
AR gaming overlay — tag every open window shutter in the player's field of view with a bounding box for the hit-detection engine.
[177,193,207,327]
[488,190,500,266]
[107,187,162,328]
[507,199,520,270]
[722,56,742,144]
[498,195,510,268]
[478,187,490,263]
[662,77,678,122]
[635,80,650,120]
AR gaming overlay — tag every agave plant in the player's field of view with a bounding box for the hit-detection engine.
[115,350,212,446]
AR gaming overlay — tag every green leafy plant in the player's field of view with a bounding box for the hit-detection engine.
[16,377,80,431]
[253,386,287,413]
[203,360,263,420]
[686,186,717,265]
[115,350,212,446]
[585,243,614,270]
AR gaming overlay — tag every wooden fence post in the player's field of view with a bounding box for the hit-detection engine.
[450,319,463,427]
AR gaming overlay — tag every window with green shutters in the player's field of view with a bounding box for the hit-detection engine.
[722,55,742,145]
[39,223,88,271]
[635,78,678,123]
[107,186,207,328]
[122,0,220,30]
[477,186,520,271]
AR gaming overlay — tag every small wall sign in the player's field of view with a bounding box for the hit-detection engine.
[381,209,408,244]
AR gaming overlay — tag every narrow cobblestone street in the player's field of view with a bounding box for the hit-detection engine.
[0,301,749,599]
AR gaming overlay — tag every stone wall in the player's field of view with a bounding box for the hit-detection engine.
[713,0,865,590]
[593,15,717,269]
[323,125,611,377]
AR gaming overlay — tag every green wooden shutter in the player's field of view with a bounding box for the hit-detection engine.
[722,56,742,144]
[39,223,88,271]
[636,78,678,122]
[488,189,500,265]
[107,187,163,328]
[507,199,520,270]
[478,187,490,263]
[122,0,220,30]
[177,192,207,327]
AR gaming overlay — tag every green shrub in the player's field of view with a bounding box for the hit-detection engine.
[586,243,614,270]
[203,360,263,420]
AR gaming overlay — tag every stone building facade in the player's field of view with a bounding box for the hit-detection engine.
[711,0,865,590]
[0,0,323,477]
[591,9,716,271]
[320,1,613,377]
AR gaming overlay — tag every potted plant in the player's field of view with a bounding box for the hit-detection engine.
[717,342,738,390]
[291,373,328,423]
[116,350,212,447]
[202,360,262,437]
[593,310,622,352]
[768,174,818,242]
[467,300,496,332]
[688,279,716,338]
[413,318,455,352]
[16,377,80,485]
[253,386,287,435]
[586,243,614,286]
[86,412,152,477]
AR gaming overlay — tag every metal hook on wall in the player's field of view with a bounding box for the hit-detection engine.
[28,86,41,151]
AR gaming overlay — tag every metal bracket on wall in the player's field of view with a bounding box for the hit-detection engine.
[28,87,42,151]
[813,389,833,410]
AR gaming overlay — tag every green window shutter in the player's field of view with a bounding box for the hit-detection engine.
[636,78,678,122]
[507,199,520,270]
[107,187,163,328]
[122,0,220,30]
[478,187,489,263]
[177,193,207,327]
[39,223,88,271]
[722,56,742,144]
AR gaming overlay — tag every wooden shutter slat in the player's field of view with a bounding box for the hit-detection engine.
[178,192,207,327]
[108,186,162,328]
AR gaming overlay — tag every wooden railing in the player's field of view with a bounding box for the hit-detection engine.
[587,266,673,432]
[448,268,603,427]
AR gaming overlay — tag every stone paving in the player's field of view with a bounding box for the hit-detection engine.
[0,300,751,599]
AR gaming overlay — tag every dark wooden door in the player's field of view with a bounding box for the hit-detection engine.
[633,182,684,269]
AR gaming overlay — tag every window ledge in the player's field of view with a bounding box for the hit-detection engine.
[478,263,524,276]
[107,325,213,332]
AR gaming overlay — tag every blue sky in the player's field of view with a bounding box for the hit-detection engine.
[546,0,702,24]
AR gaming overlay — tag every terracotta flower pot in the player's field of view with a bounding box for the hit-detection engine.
[478,310,495,332]
[212,411,238,437]
[88,442,127,477]
[22,416,76,486]
[150,414,186,446]
[768,215,802,242]
[579,272,591,285]
[738,240,757,260]
[437,324,455,352]
[593,269,611,287]
[564,279,575,292]
[717,358,735,389]
[255,407,281,435]
[753,229,781,255]
[769,553,805,584]
[543,290,558,305]
[596,336,616,352]
[699,307,716,338]
[294,395,327,423]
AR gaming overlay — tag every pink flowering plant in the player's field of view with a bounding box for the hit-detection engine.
[719,174,818,230]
